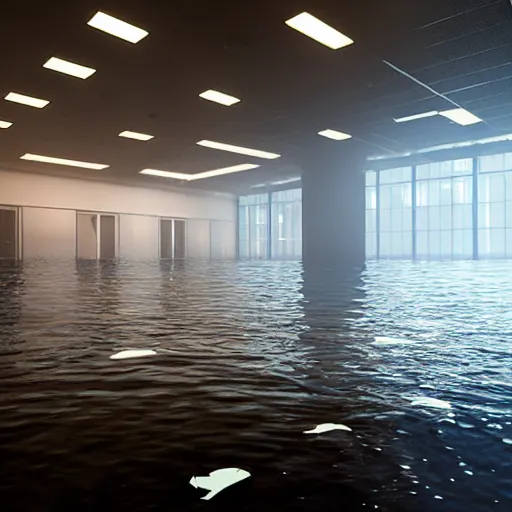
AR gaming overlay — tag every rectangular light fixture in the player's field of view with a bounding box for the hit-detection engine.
[285,12,354,50]
[4,92,49,109]
[0,120,13,129]
[199,90,241,106]
[140,169,193,180]
[87,11,148,43]
[20,153,109,170]
[189,163,259,180]
[394,110,439,123]
[119,130,154,141]
[141,164,259,181]
[439,108,482,126]
[272,177,301,185]
[43,57,96,79]
[318,129,352,140]
[197,140,280,159]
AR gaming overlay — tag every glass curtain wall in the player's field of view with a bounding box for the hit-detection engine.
[365,152,512,260]
[271,189,302,259]
[239,189,302,260]
[365,171,377,259]
[416,158,473,259]
[378,167,413,259]
[478,153,512,258]
[238,194,269,259]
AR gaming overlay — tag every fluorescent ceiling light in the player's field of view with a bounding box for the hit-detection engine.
[87,11,148,43]
[20,153,109,170]
[140,169,192,180]
[394,110,439,123]
[197,140,280,159]
[140,164,260,181]
[189,164,258,180]
[119,130,154,141]
[0,120,13,129]
[272,177,301,185]
[43,57,96,79]
[318,129,352,141]
[4,92,49,109]
[199,90,241,106]
[439,108,482,126]
[285,12,354,50]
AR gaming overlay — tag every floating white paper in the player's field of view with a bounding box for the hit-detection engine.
[410,397,452,410]
[190,468,251,500]
[373,336,416,345]
[303,423,353,434]
[109,349,157,360]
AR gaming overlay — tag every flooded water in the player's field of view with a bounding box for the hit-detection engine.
[0,259,511,511]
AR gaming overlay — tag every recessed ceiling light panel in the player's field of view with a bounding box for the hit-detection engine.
[197,140,280,159]
[119,131,154,141]
[394,110,439,123]
[20,153,109,170]
[199,90,241,106]
[439,108,482,126]
[285,12,354,50]
[43,57,96,79]
[141,164,259,181]
[189,164,259,180]
[0,120,13,129]
[318,129,352,141]
[4,92,49,109]
[140,169,192,180]
[87,11,148,43]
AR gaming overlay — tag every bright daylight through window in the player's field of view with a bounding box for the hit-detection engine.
[365,152,512,260]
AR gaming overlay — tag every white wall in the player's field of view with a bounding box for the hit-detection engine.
[187,219,211,259]
[0,170,237,260]
[119,214,159,260]
[211,220,237,260]
[23,207,76,259]
[0,170,235,220]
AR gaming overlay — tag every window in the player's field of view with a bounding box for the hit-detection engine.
[365,171,377,259]
[271,189,302,259]
[478,153,512,258]
[416,159,473,260]
[238,194,269,259]
[378,167,413,259]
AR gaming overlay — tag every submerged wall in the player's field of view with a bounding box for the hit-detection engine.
[0,169,237,260]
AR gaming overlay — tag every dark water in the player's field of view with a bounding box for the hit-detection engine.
[0,259,511,512]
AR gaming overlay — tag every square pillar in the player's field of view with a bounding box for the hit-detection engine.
[302,147,366,272]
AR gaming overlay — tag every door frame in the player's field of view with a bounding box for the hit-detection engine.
[76,211,119,259]
[159,217,187,259]
[0,205,21,260]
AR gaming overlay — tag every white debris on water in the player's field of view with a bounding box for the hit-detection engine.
[372,336,416,345]
[110,349,157,360]
[304,423,353,434]
[410,397,452,410]
[189,468,250,500]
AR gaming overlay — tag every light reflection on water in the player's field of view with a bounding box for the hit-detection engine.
[0,259,510,511]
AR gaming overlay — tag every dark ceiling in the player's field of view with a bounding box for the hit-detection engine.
[1,0,512,194]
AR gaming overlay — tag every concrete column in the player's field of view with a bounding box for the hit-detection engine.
[302,146,366,272]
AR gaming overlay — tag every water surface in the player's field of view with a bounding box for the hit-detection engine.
[0,259,511,511]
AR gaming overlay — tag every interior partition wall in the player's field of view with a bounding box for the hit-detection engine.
[367,151,512,260]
